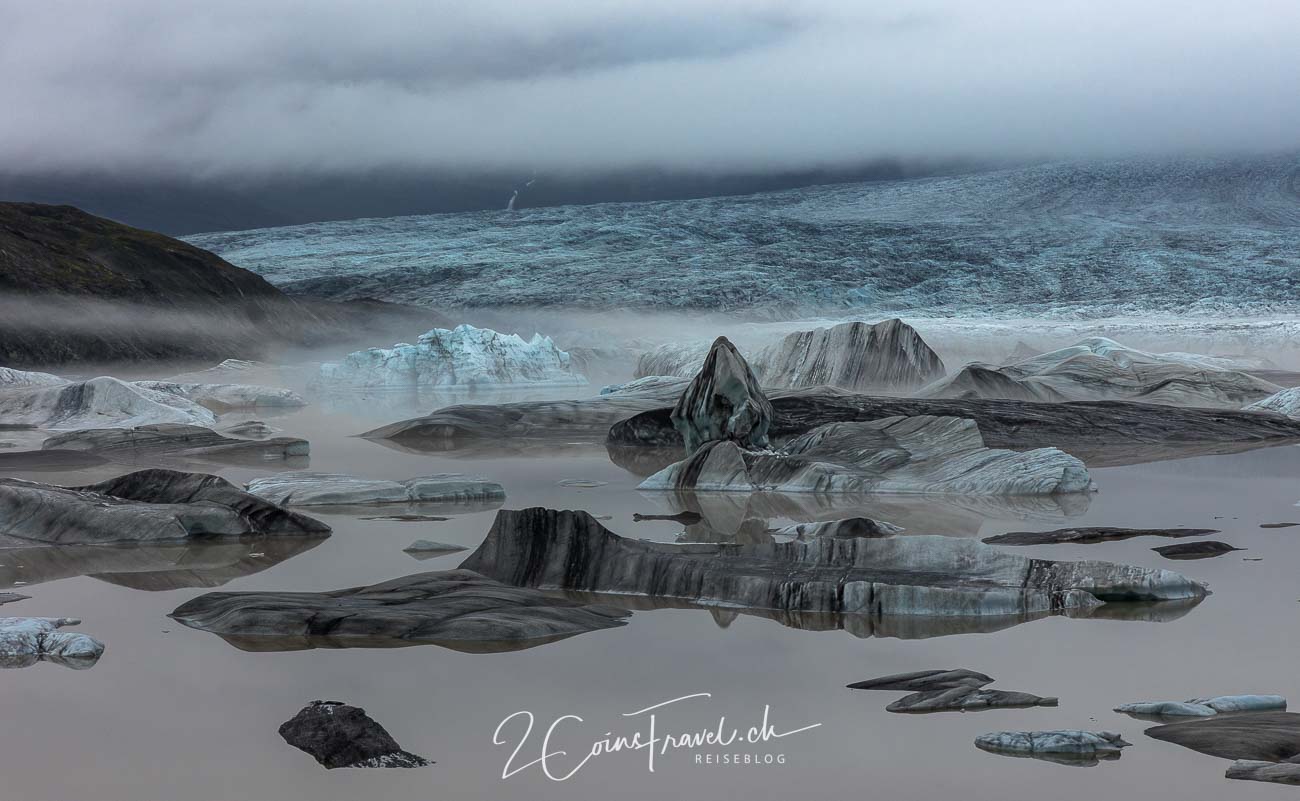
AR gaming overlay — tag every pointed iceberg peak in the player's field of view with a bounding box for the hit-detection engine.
[670,336,773,454]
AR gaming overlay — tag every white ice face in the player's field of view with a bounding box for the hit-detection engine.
[315,323,589,390]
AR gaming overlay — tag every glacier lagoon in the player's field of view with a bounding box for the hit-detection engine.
[4,374,1300,801]
[6,158,1300,800]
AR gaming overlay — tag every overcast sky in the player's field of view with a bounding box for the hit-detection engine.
[2,0,1298,178]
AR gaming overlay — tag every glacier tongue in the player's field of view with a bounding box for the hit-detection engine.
[316,323,588,390]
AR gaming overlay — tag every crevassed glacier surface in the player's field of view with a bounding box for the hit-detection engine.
[188,156,1300,316]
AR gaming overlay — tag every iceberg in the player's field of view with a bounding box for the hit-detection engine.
[316,324,588,390]
[922,337,1281,408]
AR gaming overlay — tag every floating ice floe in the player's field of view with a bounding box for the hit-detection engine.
[0,617,104,670]
[1116,695,1286,718]
[246,472,504,507]
[974,730,1131,764]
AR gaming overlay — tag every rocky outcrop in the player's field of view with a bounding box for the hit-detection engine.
[974,730,1131,765]
[245,472,504,508]
[1245,387,1300,418]
[169,569,630,653]
[1116,695,1286,718]
[316,324,588,390]
[640,416,1092,496]
[0,376,217,429]
[1145,712,1300,762]
[41,424,309,466]
[0,469,330,545]
[922,337,1281,408]
[0,617,104,670]
[754,319,945,391]
[0,202,448,367]
[1152,541,1244,560]
[278,701,430,769]
[670,336,773,454]
[607,389,1300,467]
[848,669,1057,713]
[460,509,1207,625]
[984,527,1219,546]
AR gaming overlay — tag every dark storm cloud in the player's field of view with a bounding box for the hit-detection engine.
[1,0,1297,177]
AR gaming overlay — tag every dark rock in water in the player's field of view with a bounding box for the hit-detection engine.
[278,700,431,769]
[632,511,704,524]
[1260,522,1300,529]
[0,468,330,545]
[984,527,1219,546]
[169,569,630,653]
[671,336,773,454]
[0,537,323,592]
[847,668,1056,713]
[0,616,105,670]
[460,508,1206,623]
[41,424,309,467]
[402,540,468,560]
[1226,760,1300,786]
[0,593,28,606]
[640,416,1091,496]
[1152,541,1244,560]
[975,730,1131,766]
[607,391,1300,468]
[1145,712,1300,762]
[755,319,946,392]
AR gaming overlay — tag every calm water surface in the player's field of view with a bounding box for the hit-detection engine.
[2,390,1299,801]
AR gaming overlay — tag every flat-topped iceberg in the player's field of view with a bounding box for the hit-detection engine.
[316,324,588,390]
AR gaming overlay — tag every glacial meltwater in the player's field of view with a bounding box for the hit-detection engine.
[2,370,1299,801]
